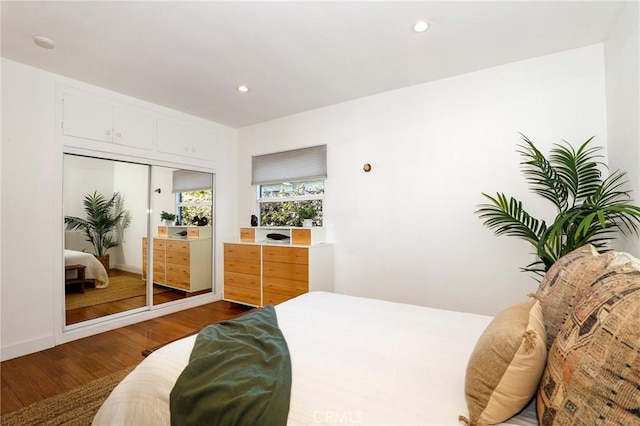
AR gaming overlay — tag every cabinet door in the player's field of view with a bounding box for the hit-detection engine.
[62,91,113,143]
[113,105,155,150]
[156,118,219,160]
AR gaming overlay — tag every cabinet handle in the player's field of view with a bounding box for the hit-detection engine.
[105,129,111,136]
[116,132,122,138]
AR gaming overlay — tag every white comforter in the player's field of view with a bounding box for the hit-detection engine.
[64,249,109,288]
[93,292,537,425]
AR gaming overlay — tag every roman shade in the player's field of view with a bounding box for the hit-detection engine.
[251,145,327,185]
[172,170,213,193]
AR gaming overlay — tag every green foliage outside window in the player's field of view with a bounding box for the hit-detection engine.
[178,190,212,226]
[258,179,324,227]
[261,200,323,227]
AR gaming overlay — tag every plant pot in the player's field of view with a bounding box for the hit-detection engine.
[164,220,175,226]
[303,219,313,227]
[96,254,110,274]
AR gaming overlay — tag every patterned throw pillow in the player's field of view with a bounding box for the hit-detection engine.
[536,244,615,350]
[460,299,547,425]
[537,259,640,425]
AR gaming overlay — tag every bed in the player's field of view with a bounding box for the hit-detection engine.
[92,291,537,425]
[64,249,109,288]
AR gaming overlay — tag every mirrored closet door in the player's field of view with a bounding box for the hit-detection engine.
[148,166,214,306]
[63,155,215,327]
[63,154,151,326]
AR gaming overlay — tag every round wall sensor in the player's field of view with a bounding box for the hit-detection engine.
[33,36,55,49]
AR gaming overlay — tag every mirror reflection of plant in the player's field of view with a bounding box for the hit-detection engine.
[64,191,131,257]
[160,211,176,221]
[476,134,640,278]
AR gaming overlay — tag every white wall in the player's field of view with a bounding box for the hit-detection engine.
[1,58,58,358]
[605,0,640,256]
[1,58,238,360]
[238,45,608,316]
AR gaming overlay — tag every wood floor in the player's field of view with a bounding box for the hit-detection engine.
[65,269,206,325]
[1,299,252,415]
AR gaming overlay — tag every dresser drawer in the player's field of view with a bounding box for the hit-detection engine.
[263,261,308,282]
[166,263,190,276]
[166,240,189,253]
[166,251,189,265]
[263,276,308,297]
[263,291,297,306]
[188,227,212,239]
[166,273,190,289]
[263,246,308,264]
[240,228,256,242]
[152,269,165,284]
[224,285,261,306]
[225,243,260,260]
[152,250,165,262]
[153,238,166,250]
[224,258,261,275]
[225,271,260,290]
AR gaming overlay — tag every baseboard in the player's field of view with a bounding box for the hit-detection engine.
[111,263,142,275]
[1,335,56,362]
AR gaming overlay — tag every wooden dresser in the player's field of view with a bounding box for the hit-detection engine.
[142,226,212,292]
[223,227,333,307]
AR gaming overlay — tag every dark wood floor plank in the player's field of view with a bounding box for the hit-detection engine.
[1,299,250,416]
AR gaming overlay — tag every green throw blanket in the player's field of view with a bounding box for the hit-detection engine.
[170,305,292,426]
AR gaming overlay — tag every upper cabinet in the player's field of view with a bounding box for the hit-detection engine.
[62,90,155,150]
[112,105,157,150]
[157,118,219,160]
[59,86,221,162]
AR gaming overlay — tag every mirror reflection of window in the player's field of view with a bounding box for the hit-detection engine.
[148,167,214,306]
[173,170,213,227]
[63,157,215,328]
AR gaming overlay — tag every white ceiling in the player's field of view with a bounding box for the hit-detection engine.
[1,1,625,128]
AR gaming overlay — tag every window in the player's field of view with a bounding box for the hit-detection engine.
[172,169,213,226]
[176,190,212,226]
[258,179,324,226]
[252,145,327,227]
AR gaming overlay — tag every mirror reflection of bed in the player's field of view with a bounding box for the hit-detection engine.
[63,155,214,326]
[63,235,200,325]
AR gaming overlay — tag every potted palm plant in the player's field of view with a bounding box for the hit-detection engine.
[64,191,131,273]
[476,134,640,277]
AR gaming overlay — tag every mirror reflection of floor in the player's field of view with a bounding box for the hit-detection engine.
[65,269,210,325]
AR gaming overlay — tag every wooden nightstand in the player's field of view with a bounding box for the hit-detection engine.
[65,264,86,293]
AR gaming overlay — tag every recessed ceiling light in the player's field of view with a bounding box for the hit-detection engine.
[33,35,55,49]
[237,85,249,93]
[412,21,430,33]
